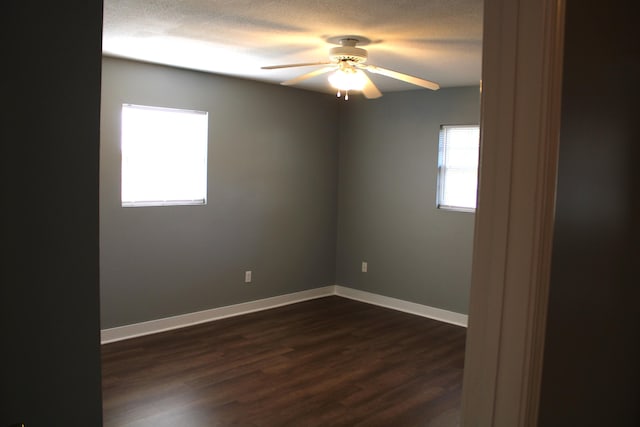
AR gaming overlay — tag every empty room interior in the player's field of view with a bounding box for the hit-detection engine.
[6,1,640,426]
[99,0,481,425]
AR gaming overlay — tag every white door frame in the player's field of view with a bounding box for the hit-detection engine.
[461,0,566,425]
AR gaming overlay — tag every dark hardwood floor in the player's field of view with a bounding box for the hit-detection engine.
[101,296,466,426]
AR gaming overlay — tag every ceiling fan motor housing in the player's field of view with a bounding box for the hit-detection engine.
[330,38,368,63]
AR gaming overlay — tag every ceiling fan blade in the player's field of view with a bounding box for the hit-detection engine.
[363,65,440,90]
[281,66,336,86]
[361,72,382,99]
[261,61,332,70]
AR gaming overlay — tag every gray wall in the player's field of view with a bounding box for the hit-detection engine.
[100,58,339,328]
[2,2,103,425]
[336,87,480,314]
[100,58,479,328]
[538,0,640,424]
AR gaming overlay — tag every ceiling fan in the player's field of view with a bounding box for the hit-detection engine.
[261,36,440,100]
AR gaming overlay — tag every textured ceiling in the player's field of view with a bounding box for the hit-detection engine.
[103,0,483,95]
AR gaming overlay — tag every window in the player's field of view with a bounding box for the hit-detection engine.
[121,104,208,207]
[437,125,480,211]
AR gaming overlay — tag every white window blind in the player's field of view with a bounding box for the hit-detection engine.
[437,125,480,211]
[121,104,208,207]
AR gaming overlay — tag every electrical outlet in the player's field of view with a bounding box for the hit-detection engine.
[361,261,368,273]
[244,270,252,283]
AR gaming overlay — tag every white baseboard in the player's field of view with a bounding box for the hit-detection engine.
[335,285,468,327]
[100,286,334,344]
[101,285,467,344]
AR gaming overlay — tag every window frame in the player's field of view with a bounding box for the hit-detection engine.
[120,103,209,208]
[436,124,480,212]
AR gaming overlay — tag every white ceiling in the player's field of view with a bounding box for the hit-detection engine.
[103,0,483,95]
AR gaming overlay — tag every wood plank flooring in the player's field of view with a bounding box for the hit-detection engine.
[101,296,466,426]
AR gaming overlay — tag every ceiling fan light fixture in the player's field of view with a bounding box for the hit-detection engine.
[262,34,439,100]
[328,66,367,99]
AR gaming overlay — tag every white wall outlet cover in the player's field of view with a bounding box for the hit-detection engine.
[361,262,368,273]
[244,270,252,283]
